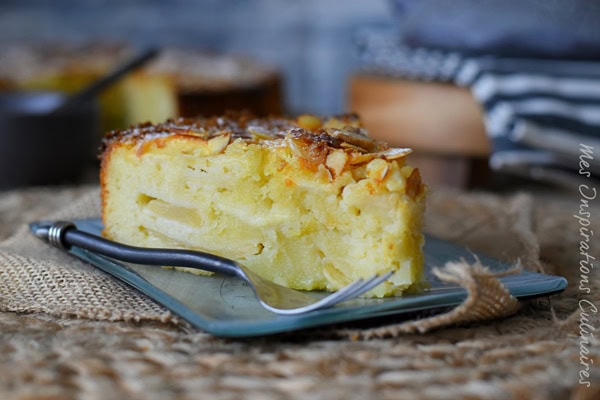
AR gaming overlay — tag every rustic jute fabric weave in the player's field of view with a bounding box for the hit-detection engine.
[0,185,598,399]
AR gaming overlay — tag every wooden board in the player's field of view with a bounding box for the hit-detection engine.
[349,74,490,157]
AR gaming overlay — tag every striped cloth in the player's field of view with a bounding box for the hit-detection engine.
[355,29,600,187]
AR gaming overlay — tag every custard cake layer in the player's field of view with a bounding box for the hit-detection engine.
[100,114,426,297]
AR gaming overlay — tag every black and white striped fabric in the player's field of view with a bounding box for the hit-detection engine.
[356,29,600,187]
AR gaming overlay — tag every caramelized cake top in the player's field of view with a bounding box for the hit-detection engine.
[101,113,413,163]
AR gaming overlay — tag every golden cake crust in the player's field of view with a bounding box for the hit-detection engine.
[101,113,416,171]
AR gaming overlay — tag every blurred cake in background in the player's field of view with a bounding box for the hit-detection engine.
[0,43,283,132]
[126,48,282,123]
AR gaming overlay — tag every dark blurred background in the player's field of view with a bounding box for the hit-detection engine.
[0,0,392,115]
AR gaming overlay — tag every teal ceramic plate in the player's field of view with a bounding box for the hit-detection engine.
[63,218,567,337]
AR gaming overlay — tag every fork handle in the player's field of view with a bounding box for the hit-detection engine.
[32,221,241,277]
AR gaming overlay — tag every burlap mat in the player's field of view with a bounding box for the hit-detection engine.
[0,187,174,323]
[0,185,598,399]
[0,186,520,333]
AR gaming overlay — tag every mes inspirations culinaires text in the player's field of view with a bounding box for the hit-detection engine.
[575,143,597,388]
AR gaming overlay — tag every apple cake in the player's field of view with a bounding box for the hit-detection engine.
[100,113,426,297]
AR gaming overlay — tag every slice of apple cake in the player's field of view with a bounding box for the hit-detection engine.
[100,113,426,297]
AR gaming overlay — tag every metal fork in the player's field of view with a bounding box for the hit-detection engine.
[30,221,392,315]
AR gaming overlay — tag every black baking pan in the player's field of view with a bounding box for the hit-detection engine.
[0,91,98,190]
